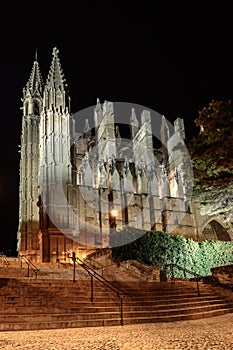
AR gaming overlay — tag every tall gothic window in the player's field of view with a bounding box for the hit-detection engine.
[33,101,39,115]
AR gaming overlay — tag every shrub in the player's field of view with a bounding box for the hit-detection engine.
[111,231,233,278]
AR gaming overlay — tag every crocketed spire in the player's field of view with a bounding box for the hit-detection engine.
[24,51,44,98]
[45,47,66,90]
[44,47,70,112]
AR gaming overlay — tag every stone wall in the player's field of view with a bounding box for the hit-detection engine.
[211,264,233,286]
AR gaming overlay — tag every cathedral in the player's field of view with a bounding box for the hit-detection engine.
[18,47,231,264]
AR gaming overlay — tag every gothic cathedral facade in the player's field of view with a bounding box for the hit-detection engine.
[18,47,198,263]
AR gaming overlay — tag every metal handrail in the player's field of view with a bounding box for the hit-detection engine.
[76,256,126,296]
[126,260,155,275]
[85,257,121,277]
[164,263,201,297]
[19,256,40,279]
[116,261,152,281]
[86,248,111,260]
[69,254,127,326]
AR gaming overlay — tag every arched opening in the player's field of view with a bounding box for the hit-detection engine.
[202,220,231,241]
[33,101,40,115]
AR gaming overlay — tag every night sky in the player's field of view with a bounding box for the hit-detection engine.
[0,3,232,255]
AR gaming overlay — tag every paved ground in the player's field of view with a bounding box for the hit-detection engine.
[0,313,232,350]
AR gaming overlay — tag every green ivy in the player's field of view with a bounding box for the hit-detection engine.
[111,231,233,278]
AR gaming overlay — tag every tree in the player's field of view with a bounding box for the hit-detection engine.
[188,99,233,189]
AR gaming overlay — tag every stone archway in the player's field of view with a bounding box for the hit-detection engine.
[202,220,231,241]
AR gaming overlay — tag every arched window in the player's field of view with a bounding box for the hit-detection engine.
[33,101,40,115]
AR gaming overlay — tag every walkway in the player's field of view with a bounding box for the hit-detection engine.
[0,313,232,349]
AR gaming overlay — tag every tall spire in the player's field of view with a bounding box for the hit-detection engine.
[24,51,44,98]
[44,47,70,112]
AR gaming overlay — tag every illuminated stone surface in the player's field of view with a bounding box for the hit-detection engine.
[17,48,232,263]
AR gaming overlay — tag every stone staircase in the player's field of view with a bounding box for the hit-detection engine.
[0,259,90,280]
[0,277,232,331]
[85,250,160,282]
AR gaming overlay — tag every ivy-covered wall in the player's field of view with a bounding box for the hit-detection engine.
[111,231,233,278]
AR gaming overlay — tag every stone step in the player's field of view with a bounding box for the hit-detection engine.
[0,318,122,331]
[0,301,119,309]
[0,298,229,314]
[0,290,205,298]
[0,293,223,303]
[0,290,116,297]
[2,278,204,285]
[0,277,232,331]
[1,287,209,296]
[0,291,211,299]
[0,280,209,293]
[124,292,217,300]
[0,297,226,313]
[122,308,233,324]
[1,295,231,309]
[0,308,232,332]
[0,296,225,311]
[0,303,230,323]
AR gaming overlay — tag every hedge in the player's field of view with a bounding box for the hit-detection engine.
[111,231,233,278]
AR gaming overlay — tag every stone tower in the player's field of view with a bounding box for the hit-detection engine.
[18,53,43,259]
[38,47,77,262]
[18,48,80,263]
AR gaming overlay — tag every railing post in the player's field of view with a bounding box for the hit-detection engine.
[171,264,175,284]
[27,264,30,278]
[74,255,126,326]
[90,275,94,302]
[196,277,200,297]
[120,297,124,326]
[184,266,186,279]
[72,252,76,283]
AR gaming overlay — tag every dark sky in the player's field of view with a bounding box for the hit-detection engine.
[0,2,232,254]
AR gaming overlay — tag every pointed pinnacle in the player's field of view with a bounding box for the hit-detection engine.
[84,118,90,133]
[130,108,139,126]
[25,55,44,96]
[96,98,101,110]
[52,47,59,56]
[46,47,66,90]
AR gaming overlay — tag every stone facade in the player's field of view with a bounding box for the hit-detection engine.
[18,48,232,263]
